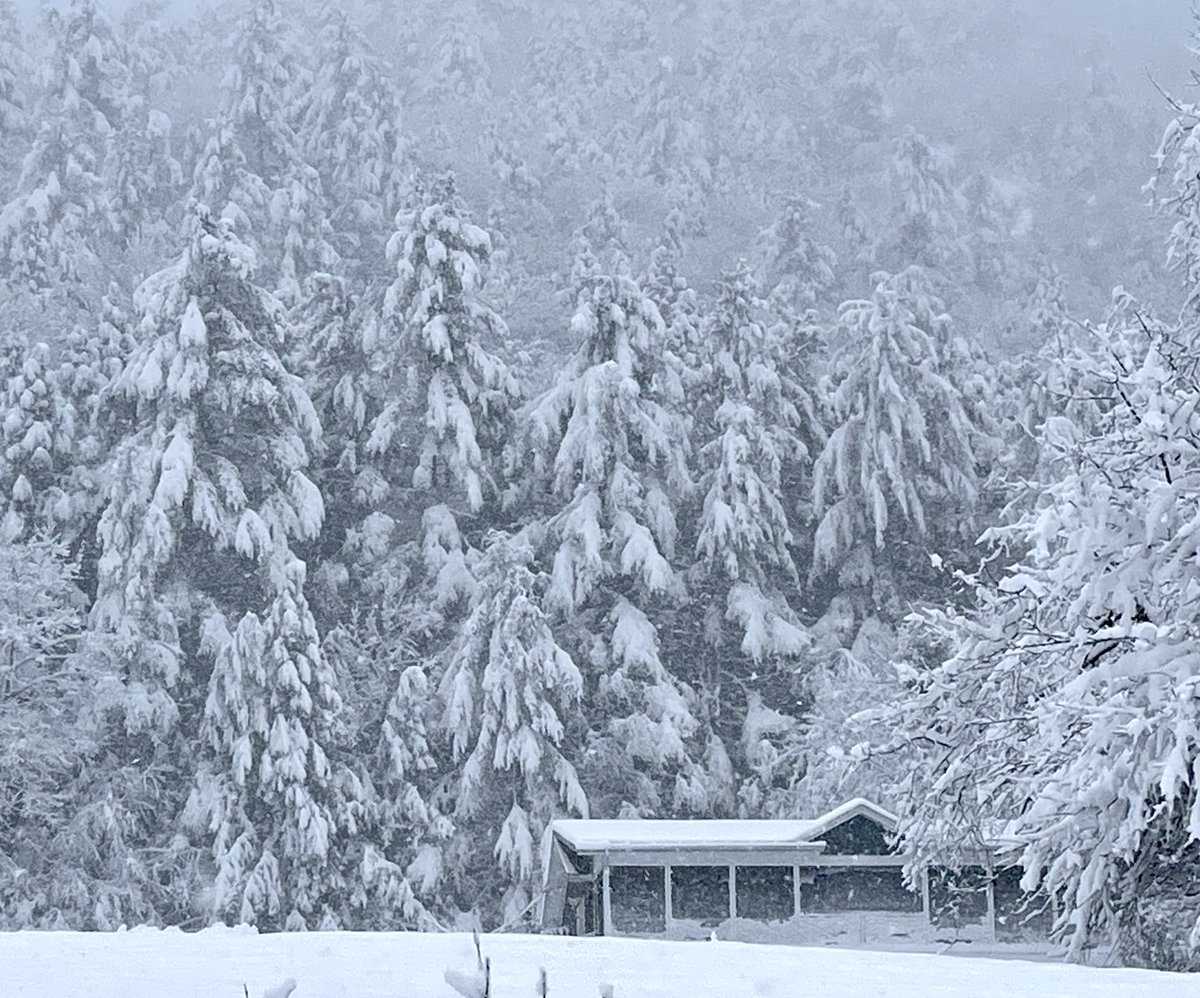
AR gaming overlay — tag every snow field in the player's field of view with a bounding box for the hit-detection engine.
[1,928,1196,998]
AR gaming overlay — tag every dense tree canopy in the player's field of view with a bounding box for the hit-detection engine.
[0,0,1196,968]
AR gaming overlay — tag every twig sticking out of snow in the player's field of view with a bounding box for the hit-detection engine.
[445,932,491,998]
[599,985,615,998]
[537,967,548,997]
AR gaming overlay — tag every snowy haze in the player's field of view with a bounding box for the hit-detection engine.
[6,0,1200,971]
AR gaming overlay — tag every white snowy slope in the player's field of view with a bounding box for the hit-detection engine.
[0,928,1194,998]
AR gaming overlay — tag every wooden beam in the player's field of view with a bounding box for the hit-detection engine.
[792,865,802,917]
[807,854,909,868]
[580,851,913,869]
[582,848,824,867]
[921,867,931,922]
[728,865,737,921]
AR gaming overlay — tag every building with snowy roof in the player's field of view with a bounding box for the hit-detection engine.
[541,799,1050,946]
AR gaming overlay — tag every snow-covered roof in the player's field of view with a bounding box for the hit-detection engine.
[805,797,899,836]
[551,798,898,853]
[552,819,825,852]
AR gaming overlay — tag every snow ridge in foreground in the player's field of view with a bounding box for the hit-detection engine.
[1,928,1196,998]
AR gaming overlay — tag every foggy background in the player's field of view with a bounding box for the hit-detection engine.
[5,0,1200,954]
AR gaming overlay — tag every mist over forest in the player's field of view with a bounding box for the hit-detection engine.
[4,0,1200,974]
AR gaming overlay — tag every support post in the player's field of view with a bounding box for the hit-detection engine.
[921,867,931,922]
[792,865,802,917]
[728,865,737,921]
[664,865,673,932]
[602,864,612,937]
[985,861,997,941]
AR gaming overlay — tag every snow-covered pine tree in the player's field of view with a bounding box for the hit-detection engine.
[521,9,611,179]
[694,264,815,639]
[688,19,772,198]
[438,530,587,925]
[300,508,455,931]
[631,55,712,213]
[354,597,450,928]
[519,237,706,818]
[691,263,816,813]
[811,267,978,611]
[756,194,837,316]
[879,128,965,281]
[641,204,703,395]
[105,1,186,256]
[290,273,372,582]
[193,0,338,304]
[292,283,454,932]
[196,560,345,930]
[570,188,632,285]
[0,341,76,542]
[90,205,359,929]
[296,4,410,276]
[44,299,141,571]
[309,174,523,925]
[835,184,874,294]
[121,0,190,103]
[1028,252,1070,346]
[641,205,687,310]
[820,42,886,159]
[190,124,272,268]
[274,163,341,308]
[222,0,299,190]
[0,1,29,186]
[421,0,494,107]
[480,119,541,206]
[963,173,1014,293]
[0,0,139,291]
[368,172,521,515]
[106,93,184,254]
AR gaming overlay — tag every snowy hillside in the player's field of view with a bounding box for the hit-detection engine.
[1,929,1193,998]
[7,0,1200,971]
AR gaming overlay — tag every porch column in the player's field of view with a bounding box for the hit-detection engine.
[985,860,997,941]
[664,865,673,931]
[601,865,612,937]
[792,865,802,917]
[921,868,931,921]
[728,865,737,921]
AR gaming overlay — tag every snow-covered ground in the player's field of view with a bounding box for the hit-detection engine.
[2,928,1195,998]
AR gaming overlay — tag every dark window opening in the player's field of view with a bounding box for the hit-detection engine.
[800,868,921,913]
[671,866,730,923]
[610,866,664,934]
[736,866,794,922]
